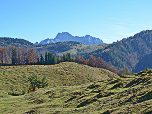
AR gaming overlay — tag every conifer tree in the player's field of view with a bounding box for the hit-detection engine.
[48,52,53,65]
[52,55,56,64]
[45,52,48,65]
[66,53,72,62]
[40,54,44,65]
[11,47,17,65]
[62,54,66,62]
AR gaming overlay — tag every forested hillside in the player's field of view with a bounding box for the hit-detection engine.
[36,41,107,56]
[0,37,35,48]
[134,53,152,72]
[84,30,152,72]
[0,37,107,57]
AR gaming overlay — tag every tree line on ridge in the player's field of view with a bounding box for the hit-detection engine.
[0,46,132,76]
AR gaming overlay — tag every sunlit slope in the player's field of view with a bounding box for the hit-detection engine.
[36,41,107,56]
[0,62,117,94]
[0,70,152,113]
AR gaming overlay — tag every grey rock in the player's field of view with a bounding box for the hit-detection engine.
[38,32,103,45]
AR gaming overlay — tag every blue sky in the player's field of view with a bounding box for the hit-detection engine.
[1,0,152,44]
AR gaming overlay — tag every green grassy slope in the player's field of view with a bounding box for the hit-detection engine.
[0,65,152,113]
[0,62,117,95]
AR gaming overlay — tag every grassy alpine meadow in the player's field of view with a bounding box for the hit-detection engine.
[0,62,117,95]
[0,62,152,113]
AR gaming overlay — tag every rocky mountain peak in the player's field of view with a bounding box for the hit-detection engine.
[37,32,104,45]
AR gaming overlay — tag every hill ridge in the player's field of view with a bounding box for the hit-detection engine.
[0,37,35,48]
[84,30,152,72]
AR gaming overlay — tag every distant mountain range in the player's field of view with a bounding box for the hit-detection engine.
[1,30,152,72]
[35,32,104,45]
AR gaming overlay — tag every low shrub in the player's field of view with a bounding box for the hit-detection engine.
[28,75,48,93]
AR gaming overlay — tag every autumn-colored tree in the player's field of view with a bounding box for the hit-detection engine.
[0,47,5,64]
[28,49,34,64]
[96,57,103,68]
[103,61,111,70]
[36,54,39,64]
[84,60,87,65]
[88,55,96,67]
[0,46,39,65]
[79,56,84,64]
[79,56,87,65]
[110,67,117,74]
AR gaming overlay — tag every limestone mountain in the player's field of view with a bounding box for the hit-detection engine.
[37,32,104,45]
